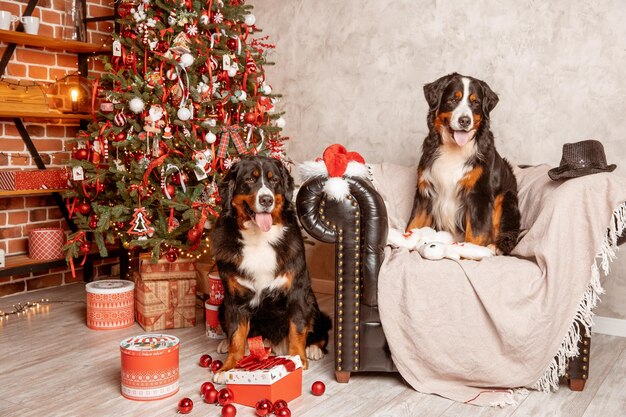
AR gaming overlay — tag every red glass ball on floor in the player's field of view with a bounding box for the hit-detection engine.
[217,387,234,406]
[199,355,212,370]
[177,397,193,414]
[211,359,223,372]
[311,380,326,396]
[204,388,218,404]
[272,399,288,412]
[255,399,273,416]
[200,380,214,394]
[274,407,291,417]
[221,403,237,417]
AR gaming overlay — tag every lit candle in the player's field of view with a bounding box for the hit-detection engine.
[70,89,79,112]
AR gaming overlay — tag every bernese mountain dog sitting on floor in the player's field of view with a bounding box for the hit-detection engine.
[408,73,521,254]
[211,155,331,383]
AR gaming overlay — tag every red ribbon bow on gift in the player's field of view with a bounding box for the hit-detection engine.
[235,336,296,372]
[322,144,365,177]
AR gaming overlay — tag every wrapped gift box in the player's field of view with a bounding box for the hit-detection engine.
[133,272,197,331]
[0,168,69,191]
[139,253,196,280]
[224,355,303,407]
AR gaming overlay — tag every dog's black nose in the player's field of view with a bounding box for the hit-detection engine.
[259,195,274,208]
[458,116,471,129]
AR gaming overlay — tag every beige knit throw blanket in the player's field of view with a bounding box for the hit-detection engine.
[375,164,626,406]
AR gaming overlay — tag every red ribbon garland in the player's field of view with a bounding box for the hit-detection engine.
[67,231,88,278]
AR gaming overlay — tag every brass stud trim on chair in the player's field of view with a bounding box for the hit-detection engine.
[583,357,588,362]
[338,309,343,315]
[355,325,359,331]
[354,342,359,348]
[583,349,588,354]
[338,285,343,291]
[338,326,343,331]
[354,366,359,371]
[582,374,587,379]
[354,334,359,339]
[337,366,342,371]
[354,317,359,323]
[338,301,343,307]
[339,244,343,250]
[321,215,326,220]
[564,372,569,378]
[582,365,587,370]
[338,357,342,363]
[338,253,343,259]
[338,317,343,323]
[355,301,359,307]
[338,342,342,347]
[355,358,359,363]
[338,260,343,266]
[583,340,589,346]
[338,293,343,299]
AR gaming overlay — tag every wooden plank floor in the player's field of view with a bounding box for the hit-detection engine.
[1,283,625,417]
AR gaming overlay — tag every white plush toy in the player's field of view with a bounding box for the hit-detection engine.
[387,227,494,261]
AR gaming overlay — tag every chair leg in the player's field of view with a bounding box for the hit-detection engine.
[335,371,351,383]
[568,378,586,391]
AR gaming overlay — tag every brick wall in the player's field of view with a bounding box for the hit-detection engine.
[0,0,115,297]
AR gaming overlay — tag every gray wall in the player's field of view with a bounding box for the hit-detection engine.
[252,0,626,319]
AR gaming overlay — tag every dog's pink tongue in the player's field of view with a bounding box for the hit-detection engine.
[453,131,470,147]
[254,213,273,232]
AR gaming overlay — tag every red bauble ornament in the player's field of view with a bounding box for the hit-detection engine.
[164,184,176,197]
[165,248,178,262]
[171,173,181,185]
[74,148,89,160]
[96,183,106,192]
[117,222,125,229]
[204,388,219,404]
[187,228,202,243]
[217,388,234,406]
[199,354,212,368]
[89,219,98,229]
[115,132,126,142]
[177,397,193,414]
[78,202,91,215]
[272,400,288,412]
[243,112,257,124]
[226,38,238,50]
[274,408,291,417]
[79,241,92,254]
[221,404,237,417]
[255,399,273,416]
[200,381,215,395]
[211,359,223,372]
[311,381,325,396]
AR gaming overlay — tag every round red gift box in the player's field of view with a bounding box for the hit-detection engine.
[208,272,224,305]
[28,228,65,260]
[120,334,180,401]
[205,301,225,339]
[86,280,135,330]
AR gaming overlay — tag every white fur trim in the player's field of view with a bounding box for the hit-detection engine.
[345,161,369,179]
[298,160,327,182]
[531,202,626,392]
[323,177,350,201]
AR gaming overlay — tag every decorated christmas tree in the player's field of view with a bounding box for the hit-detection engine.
[65,0,287,263]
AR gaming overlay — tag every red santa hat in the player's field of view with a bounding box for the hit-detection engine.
[299,144,369,200]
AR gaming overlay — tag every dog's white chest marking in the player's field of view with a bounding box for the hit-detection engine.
[238,224,287,306]
[423,143,475,236]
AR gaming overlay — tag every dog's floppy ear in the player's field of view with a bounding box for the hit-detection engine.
[423,73,456,110]
[277,160,295,202]
[480,80,499,116]
[217,161,240,214]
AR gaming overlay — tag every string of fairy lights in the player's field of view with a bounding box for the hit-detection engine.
[0,298,86,322]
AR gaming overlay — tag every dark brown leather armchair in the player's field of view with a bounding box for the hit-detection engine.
[296,175,592,391]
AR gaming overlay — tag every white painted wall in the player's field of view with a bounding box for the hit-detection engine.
[251,0,626,319]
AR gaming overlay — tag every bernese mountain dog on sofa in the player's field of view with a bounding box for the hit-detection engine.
[211,155,331,383]
[408,73,521,254]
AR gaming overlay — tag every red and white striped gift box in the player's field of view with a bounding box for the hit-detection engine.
[28,228,65,260]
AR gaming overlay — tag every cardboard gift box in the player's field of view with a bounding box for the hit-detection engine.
[139,253,196,280]
[133,272,197,332]
[224,354,303,407]
[0,168,69,191]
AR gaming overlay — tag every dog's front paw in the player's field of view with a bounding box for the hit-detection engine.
[213,371,228,385]
[306,345,325,361]
[216,339,229,354]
